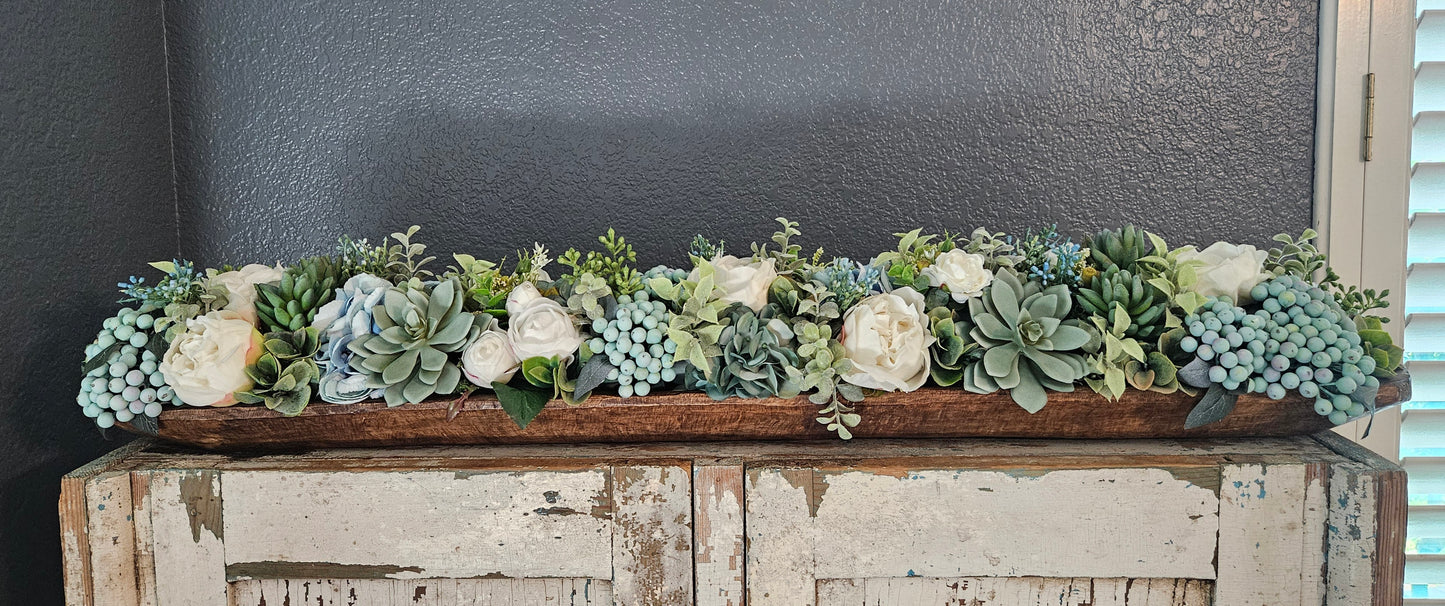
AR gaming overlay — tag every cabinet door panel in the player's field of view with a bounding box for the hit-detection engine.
[138,463,690,606]
[745,465,1220,605]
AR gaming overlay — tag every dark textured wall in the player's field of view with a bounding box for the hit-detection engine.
[168,0,1318,269]
[0,2,174,604]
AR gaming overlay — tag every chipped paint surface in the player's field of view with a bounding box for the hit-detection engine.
[611,465,692,606]
[747,467,1218,605]
[222,470,614,580]
[150,470,227,605]
[816,577,1212,605]
[694,465,745,606]
[1326,465,1380,605]
[229,577,613,605]
[1215,464,1317,604]
[84,472,139,605]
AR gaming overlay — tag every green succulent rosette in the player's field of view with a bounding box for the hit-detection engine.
[962,269,1092,412]
[346,278,484,406]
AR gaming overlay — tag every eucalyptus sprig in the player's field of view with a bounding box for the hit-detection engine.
[785,320,863,439]
[1266,228,1391,320]
[751,217,817,275]
[384,225,436,283]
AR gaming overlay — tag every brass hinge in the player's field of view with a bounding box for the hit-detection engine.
[1364,72,1376,162]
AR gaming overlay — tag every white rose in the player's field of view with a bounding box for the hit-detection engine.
[461,318,521,387]
[839,286,935,392]
[690,255,777,312]
[921,249,993,303]
[505,282,583,361]
[211,263,284,325]
[1178,242,1271,303]
[158,310,264,407]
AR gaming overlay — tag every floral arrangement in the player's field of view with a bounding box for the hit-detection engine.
[77,222,1403,439]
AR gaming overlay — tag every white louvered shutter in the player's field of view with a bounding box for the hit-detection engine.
[1408,5,1445,601]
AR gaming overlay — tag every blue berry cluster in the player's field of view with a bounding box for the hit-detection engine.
[584,290,685,398]
[1179,274,1379,425]
[76,305,178,428]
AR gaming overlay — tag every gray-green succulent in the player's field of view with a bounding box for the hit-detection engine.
[693,303,801,400]
[347,278,484,406]
[928,306,978,387]
[256,255,346,333]
[236,327,322,416]
[1087,225,1152,271]
[1076,266,1168,340]
[962,269,1091,412]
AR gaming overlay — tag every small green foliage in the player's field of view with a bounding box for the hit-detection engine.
[559,229,643,295]
[689,234,725,262]
[117,260,225,340]
[959,228,1018,270]
[876,228,951,291]
[770,277,841,324]
[786,320,863,439]
[337,235,390,277]
[564,272,613,321]
[751,217,813,275]
[384,225,436,283]
[236,327,322,416]
[1135,232,1209,325]
[445,253,508,316]
[1084,305,1148,401]
[1266,229,1392,320]
[1356,316,1405,378]
[646,260,733,380]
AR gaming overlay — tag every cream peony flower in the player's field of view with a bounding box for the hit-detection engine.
[210,263,284,325]
[691,255,777,312]
[158,310,264,407]
[505,282,584,362]
[839,286,935,392]
[461,317,521,387]
[922,249,993,303]
[1177,242,1271,303]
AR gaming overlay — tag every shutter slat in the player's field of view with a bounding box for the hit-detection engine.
[1416,112,1445,164]
[1420,63,1445,114]
[1413,163,1445,214]
[1408,361,1445,402]
[1410,555,1445,585]
[1407,458,1445,497]
[1424,11,1445,64]
[1405,410,1445,456]
[1410,314,1445,355]
[1413,214,1445,262]
[1411,506,1445,541]
[1409,263,1445,313]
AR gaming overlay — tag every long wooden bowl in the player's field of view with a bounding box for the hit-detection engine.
[116,374,1412,451]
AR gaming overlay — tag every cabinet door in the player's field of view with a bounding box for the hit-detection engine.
[744,461,1328,605]
[133,462,692,606]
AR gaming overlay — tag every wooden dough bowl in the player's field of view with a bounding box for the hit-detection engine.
[116,374,1412,451]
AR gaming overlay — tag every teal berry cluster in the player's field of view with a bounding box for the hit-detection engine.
[76,304,178,428]
[583,290,685,398]
[642,265,688,299]
[1179,275,1379,425]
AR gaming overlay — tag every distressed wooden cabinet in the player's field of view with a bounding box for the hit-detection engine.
[61,434,1403,606]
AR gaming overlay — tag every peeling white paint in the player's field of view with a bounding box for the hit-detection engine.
[223,470,614,580]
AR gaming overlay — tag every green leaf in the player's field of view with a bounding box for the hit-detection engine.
[521,356,558,388]
[572,355,614,397]
[493,381,550,429]
[148,261,177,274]
[1184,384,1239,429]
[82,341,125,376]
